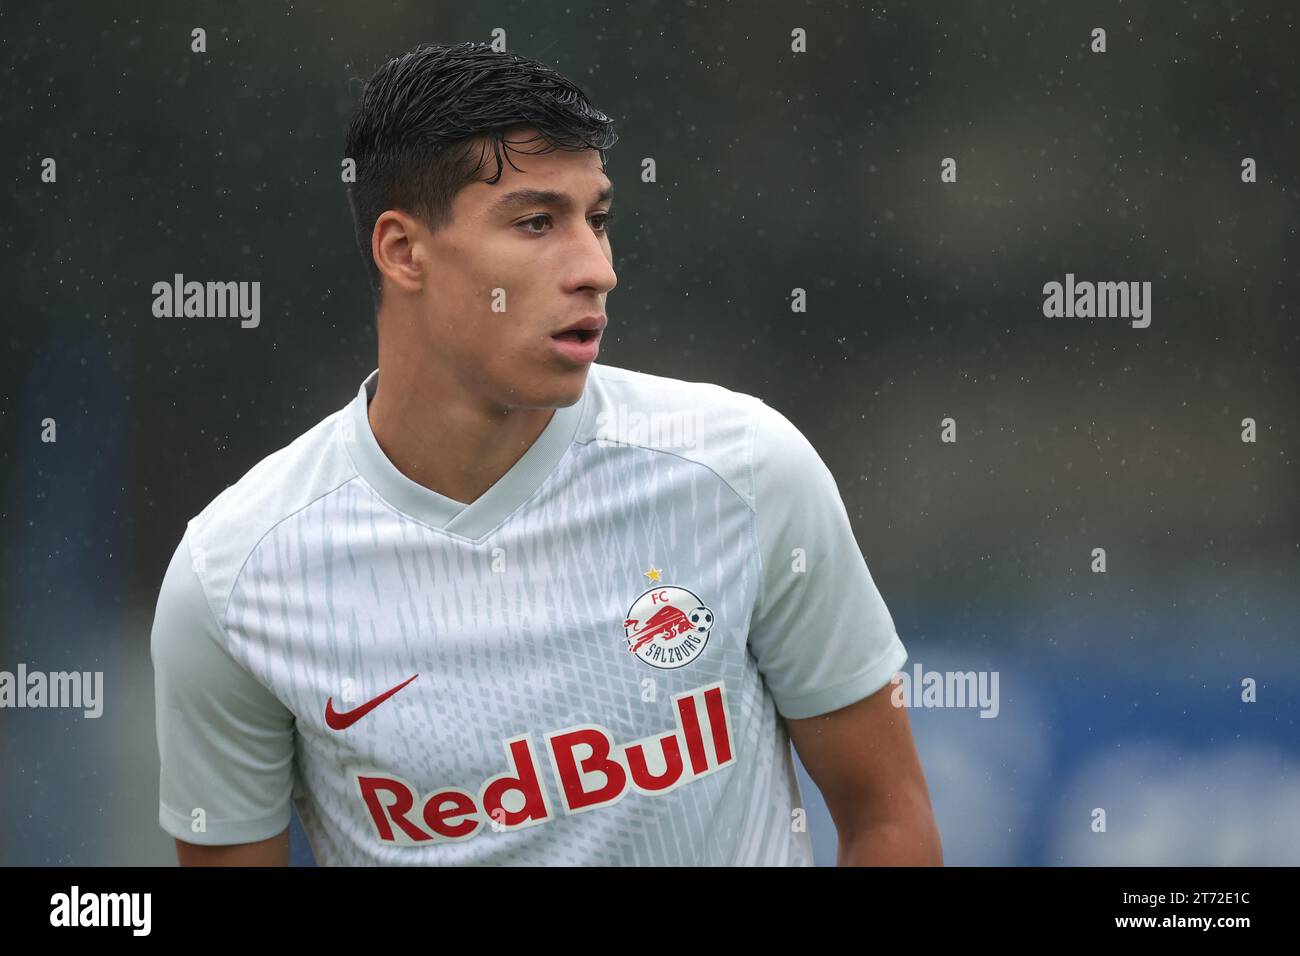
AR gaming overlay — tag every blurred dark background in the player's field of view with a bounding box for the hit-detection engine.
[1,0,1297,864]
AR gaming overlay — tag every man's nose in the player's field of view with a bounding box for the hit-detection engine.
[569,228,617,295]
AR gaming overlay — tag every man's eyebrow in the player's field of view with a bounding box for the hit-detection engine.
[491,183,614,213]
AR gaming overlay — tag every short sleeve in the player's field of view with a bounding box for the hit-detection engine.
[746,402,908,720]
[150,526,296,845]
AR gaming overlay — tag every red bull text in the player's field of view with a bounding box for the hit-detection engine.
[353,681,735,845]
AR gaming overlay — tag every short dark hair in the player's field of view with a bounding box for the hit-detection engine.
[343,42,619,304]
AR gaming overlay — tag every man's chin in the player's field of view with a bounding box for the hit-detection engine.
[543,371,590,409]
[501,366,591,411]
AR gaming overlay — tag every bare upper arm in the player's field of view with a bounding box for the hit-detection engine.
[784,680,939,854]
[175,827,290,866]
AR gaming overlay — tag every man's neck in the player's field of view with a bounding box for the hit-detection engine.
[366,360,555,507]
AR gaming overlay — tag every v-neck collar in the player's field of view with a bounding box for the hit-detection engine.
[341,368,590,540]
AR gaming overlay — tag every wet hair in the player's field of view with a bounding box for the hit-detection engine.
[343,42,619,304]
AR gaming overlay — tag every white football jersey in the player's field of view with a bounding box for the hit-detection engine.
[151,362,908,865]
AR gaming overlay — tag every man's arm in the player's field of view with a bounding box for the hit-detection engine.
[175,828,290,866]
[784,680,942,865]
[742,399,936,862]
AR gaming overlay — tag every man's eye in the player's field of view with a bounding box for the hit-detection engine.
[515,212,615,236]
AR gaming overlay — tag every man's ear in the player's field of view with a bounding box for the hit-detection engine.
[372,210,425,295]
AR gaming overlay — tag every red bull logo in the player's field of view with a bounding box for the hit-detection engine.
[352,681,735,846]
[623,585,714,668]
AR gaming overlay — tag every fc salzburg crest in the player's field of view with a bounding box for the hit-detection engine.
[623,586,714,669]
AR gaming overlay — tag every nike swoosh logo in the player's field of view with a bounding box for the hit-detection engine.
[325,674,419,730]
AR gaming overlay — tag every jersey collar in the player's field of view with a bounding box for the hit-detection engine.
[341,368,589,540]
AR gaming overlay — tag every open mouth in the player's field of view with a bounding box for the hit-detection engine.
[552,329,599,344]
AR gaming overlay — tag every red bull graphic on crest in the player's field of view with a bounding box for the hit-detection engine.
[623,586,714,668]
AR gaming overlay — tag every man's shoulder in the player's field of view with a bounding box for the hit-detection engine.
[587,361,762,408]
[581,362,783,511]
[182,401,359,609]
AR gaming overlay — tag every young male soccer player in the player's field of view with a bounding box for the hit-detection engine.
[151,42,941,866]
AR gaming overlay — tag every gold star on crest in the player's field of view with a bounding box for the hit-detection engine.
[643,567,662,583]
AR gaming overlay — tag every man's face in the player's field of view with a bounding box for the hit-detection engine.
[407,131,617,410]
